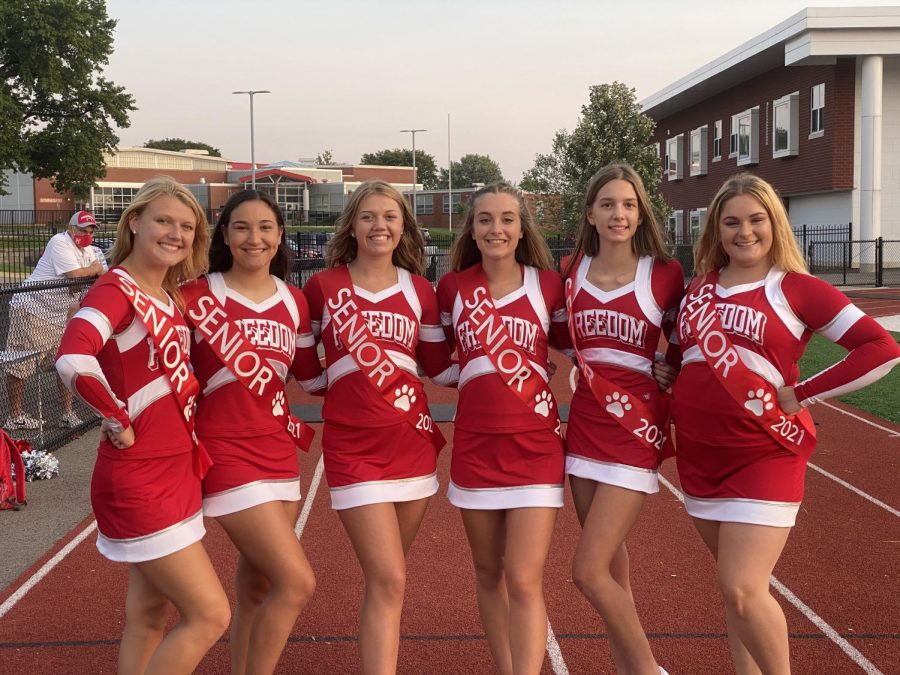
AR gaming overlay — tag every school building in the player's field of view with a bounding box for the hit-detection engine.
[0,149,420,225]
[641,5,900,256]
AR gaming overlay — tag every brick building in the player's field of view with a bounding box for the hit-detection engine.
[641,6,900,256]
[3,150,420,226]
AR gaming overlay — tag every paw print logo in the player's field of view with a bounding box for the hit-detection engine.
[183,395,196,421]
[272,391,286,417]
[605,392,632,419]
[534,390,554,417]
[394,384,416,412]
[743,389,774,417]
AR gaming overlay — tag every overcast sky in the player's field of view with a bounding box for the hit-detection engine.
[104,0,895,181]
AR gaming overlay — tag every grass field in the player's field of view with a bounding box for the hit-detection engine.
[799,331,900,424]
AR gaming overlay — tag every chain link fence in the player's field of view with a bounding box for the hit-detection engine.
[1,277,96,450]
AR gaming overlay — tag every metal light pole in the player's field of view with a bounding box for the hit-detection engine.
[400,128,426,221]
[233,90,271,190]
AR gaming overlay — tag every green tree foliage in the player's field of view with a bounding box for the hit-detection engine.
[144,138,222,157]
[359,148,439,190]
[0,0,136,196]
[520,82,667,231]
[439,153,505,189]
[315,149,335,165]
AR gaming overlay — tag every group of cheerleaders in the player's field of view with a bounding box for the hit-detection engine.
[54,165,899,675]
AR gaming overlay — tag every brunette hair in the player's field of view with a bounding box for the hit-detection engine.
[564,163,670,277]
[209,190,291,279]
[450,182,553,271]
[110,176,209,306]
[326,180,424,275]
[694,173,808,275]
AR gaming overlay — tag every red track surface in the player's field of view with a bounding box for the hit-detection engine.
[1,350,898,673]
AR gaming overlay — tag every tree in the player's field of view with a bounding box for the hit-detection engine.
[359,148,439,190]
[520,82,667,231]
[144,138,222,157]
[0,0,136,197]
[438,153,504,189]
[315,149,335,165]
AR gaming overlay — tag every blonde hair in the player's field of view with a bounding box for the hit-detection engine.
[564,163,671,277]
[450,182,553,271]
[694,173,808,276]
[326,180,425,276]
[110,176,210,307]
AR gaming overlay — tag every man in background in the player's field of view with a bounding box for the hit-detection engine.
[4,211,106,430]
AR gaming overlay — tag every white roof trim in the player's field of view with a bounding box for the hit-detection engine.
[641,6,900,118]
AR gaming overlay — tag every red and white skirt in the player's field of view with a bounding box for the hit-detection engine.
[322,420,439,510]
[201,430,301,518]
[91,449,204,562]
[449,426,564,509]
[565,391,667,495]
[675,426,807,527]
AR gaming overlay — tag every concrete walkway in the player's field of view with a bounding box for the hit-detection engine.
[0,430,97,590]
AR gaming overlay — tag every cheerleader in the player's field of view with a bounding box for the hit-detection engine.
[562,164,683,674]
[302,180,457,674]
[672,173,900,674]
[437,182,568,675]
[181,190,325,674]
[55,177,229,674]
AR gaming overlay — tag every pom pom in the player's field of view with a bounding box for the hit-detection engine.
[13,449,60,482]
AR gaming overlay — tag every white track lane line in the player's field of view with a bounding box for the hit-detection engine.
[546,618,570,675]
[295,455,324,538]
[819,401,900,438]
[808,463,900,518]
[0,520,97,619]
[657,475,886,675]
[297,452,572,671]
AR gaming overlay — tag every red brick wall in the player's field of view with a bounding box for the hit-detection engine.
[34,179,75,209]
[652,58,856,229]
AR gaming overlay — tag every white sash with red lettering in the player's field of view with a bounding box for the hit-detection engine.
[683,273,816,458]
[185,285,315,452]
[105,269,213,478]
[456,265,561,437]
[564,273,674,457]
[317,266,444,452]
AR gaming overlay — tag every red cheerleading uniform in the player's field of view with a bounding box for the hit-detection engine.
[565,256,684,493]
[55,268,204,562]
[303,265,457,510]
[182,273,325,517]
[672,268,900,526]
[437,265,569,509]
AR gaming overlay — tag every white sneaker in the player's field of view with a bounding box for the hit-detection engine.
[59,411,83,428]
[5,414,42,430]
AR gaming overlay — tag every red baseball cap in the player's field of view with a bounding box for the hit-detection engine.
[69,211,97,228]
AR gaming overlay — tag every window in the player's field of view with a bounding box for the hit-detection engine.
[415,194,433,215]
[729,114,739,158]
[665,134,684,181]
[442,193,462,214]
[667,210,683,243]
[689,209,707,241]
[773,93,800,158]
[713,120,722,160]
[690,126,708,176]
[811,83,825,136]
[93,186,140,223]
[736,107,760,166]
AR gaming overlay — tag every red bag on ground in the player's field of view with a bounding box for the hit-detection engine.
[1,429,27,510]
